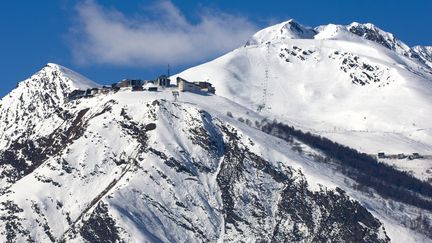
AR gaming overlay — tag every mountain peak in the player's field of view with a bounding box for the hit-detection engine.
[4,63,99,105]
[349,22,377,29]
[0,64,100,147]
[280,19,317,37]
[245,19,316,46]
[39,63,100,90]
[46,62,62,69]
[245,19,411,56]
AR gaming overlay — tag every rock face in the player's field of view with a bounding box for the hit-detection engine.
[347,22,410,55]
[217,124,388,242]
[0,64,396,242]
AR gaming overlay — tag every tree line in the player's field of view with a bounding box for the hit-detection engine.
[258,119,432,211]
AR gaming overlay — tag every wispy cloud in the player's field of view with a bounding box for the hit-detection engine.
[69,0,258,67]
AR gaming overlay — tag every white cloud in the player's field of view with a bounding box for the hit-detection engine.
[69,0,258,67]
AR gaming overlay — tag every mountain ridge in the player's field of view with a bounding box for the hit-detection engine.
[247,19,426,62]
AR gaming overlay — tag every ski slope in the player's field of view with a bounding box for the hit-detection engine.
[174,19,432,181]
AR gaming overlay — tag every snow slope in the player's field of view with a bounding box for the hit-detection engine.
[0,64,431,242]
[174,20,432,181]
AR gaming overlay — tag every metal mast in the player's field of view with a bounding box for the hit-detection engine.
[258,42,271,112]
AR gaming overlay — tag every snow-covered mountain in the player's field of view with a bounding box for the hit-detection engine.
[0,64,430,242]
[0,64,99,189]
[1,20,432,242]
[0,63,98,148]
[174,19,432,181]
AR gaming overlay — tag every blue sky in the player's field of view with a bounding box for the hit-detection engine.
[1,0,431,97]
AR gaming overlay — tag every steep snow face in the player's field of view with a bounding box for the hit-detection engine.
[174,20,432,180]
[0,63,99,148]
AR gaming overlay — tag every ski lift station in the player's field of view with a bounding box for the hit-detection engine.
[66,75,216,102]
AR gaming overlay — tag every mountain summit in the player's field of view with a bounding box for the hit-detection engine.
[176,19,432,179]
[0,63,99,148]
[246,19,413,55]
[246,19,317,45]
